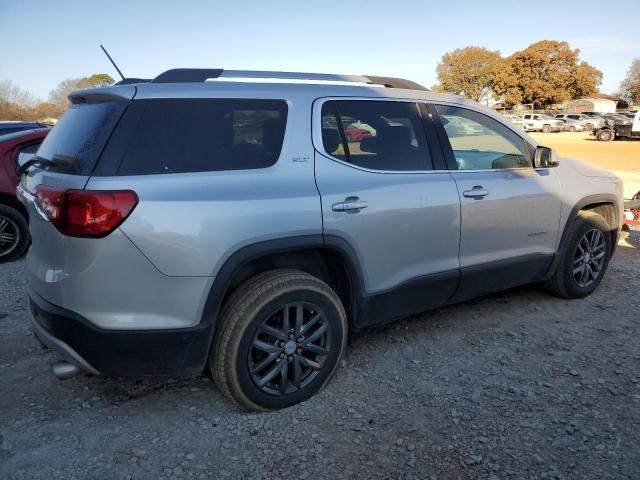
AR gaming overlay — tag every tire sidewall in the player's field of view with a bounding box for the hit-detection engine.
[0,205,29,263]
[232,285,346,410]
[560,215,612,298]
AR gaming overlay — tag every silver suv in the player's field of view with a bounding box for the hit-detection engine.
[18,69,623,411]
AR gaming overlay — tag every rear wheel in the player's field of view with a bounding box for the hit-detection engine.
[0,205,29,263]
[569,125,576,132]
[210,269,347,411]
[545,212,612,298]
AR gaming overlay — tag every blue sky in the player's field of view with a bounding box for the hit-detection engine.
[1,0,639,100]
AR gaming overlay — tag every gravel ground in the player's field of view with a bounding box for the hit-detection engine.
[1,231,639,480]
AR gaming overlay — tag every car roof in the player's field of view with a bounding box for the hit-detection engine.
[0,128,49,145]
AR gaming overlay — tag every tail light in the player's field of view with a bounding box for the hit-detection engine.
[34,186,138,237]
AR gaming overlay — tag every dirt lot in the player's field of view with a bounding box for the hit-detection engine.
[1,233,639,480]
[530,132,640,198]
[1,135,640,479]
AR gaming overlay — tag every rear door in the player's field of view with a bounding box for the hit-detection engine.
[313,99,460,327]
[430,103,562,301]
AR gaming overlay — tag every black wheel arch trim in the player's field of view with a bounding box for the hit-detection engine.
[200,234,366,329]
[543,193,620,280]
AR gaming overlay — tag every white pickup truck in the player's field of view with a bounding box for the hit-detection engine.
[522,114,565,133]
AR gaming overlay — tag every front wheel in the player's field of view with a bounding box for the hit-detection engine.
[597,129,614,141]
[542,124,551,133]
[210,269,347,411]
[0,205,29,263]
[545,212,612,298]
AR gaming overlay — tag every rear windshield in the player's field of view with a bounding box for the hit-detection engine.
[100,98,288,175]
[37,101,127,174]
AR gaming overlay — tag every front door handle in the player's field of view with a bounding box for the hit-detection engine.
[332,196,368,213]
[463,186,490,200]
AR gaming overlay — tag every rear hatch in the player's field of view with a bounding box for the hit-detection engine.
[18,86,135,303]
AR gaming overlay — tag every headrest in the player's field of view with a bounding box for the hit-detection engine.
[376,126,412,152]
[360,136,378,153]
[322,128,340,154]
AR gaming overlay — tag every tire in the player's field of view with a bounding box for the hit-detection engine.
[545,212,612,299]
[597,129,614,141]
[542,124,551,133]
[0,205,29,263]
[569,125,576,132]
[210,269,348,411]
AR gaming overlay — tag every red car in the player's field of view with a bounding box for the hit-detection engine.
[0,128,49,262]
[343,127,372,142]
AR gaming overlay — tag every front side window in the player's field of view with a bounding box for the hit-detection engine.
[435,105,532,170]
[320,100,432,171]
[113,99,287,175]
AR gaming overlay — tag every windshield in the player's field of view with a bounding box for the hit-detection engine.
[36,101,127,174]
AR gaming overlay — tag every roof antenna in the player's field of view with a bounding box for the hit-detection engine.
[100,44,125,81]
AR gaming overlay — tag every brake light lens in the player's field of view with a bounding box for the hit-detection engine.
[34,186,138,237]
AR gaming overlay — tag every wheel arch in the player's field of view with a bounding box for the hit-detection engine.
[200,235,365,336]
[0,193,28,219]
[544,194,620,279]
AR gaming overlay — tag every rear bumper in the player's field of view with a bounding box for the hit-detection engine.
[29,290,212,378]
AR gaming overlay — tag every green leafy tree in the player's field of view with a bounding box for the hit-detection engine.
[436,47,502,102]
[48,73,115,110]
[492,41,602,108]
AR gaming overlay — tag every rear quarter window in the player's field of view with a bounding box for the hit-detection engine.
[36,101,127,174]
[105,99,288,175]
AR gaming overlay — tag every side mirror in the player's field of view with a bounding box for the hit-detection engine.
[534,146,559,168]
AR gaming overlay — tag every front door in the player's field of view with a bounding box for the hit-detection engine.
[431,104,562,301]
[314,99,461,326]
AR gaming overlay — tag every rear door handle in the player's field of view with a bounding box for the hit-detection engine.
[462,186,489,200]
[332,197,368,213]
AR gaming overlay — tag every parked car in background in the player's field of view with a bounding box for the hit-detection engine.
[604,113,633,125]
[503,114,525,130]
[593,111,640,141]
[581,112,607,124]
[445,116,484,135]
[0,128,49,262]
[558,117,587,132]
[522,114,564,132]
[0,121,52,136]
[555,113,602,130]
[619,112,636,119]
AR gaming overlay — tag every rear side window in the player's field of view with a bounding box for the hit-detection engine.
[111,99,287,175]
[320,100,432,171]
[37,101,127,174]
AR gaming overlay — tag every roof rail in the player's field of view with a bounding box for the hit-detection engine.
[150,68,428,91]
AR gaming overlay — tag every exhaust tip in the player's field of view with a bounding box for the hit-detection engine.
[52,361,81,380]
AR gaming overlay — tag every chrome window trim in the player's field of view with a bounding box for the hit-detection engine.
[431,101,538,172]
[311,96,444,175]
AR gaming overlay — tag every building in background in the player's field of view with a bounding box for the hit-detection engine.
[566,95,617,113]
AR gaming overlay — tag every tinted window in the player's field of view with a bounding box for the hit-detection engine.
[435,105,532,170]
[37,101,127,174]
[113,99,287,175]
[16,142,41,167]
[320,101,431,171]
